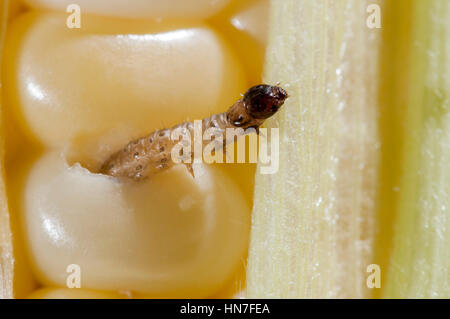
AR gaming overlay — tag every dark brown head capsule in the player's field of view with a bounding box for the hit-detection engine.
[244,84,288,119]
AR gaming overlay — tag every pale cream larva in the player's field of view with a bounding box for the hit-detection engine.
[100,84,288,180]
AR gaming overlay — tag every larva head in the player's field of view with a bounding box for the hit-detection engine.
[244,84,288,119]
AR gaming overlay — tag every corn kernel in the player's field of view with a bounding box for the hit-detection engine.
[3,12,247,151]
[19,151,250,297]
[230,0,269,46]
[27,288,127,299]
[23,0,231,19]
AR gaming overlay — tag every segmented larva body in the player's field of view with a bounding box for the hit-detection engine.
[100,114,228,180]
[100,84,288,181]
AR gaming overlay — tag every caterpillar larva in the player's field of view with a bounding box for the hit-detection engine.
[100,84,288,180]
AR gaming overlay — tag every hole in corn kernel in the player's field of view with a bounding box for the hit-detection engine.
[20,150,250,297]
[64,127,139,173]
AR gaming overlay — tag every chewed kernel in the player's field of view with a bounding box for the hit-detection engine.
[21,152,250,297]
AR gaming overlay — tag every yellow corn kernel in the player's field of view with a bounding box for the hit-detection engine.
[27,288,127,299]
[3,12,247,152]
[16,151,250,298]
[230,0,269,46]
[213,0,268,85]
[23,0,231,19]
